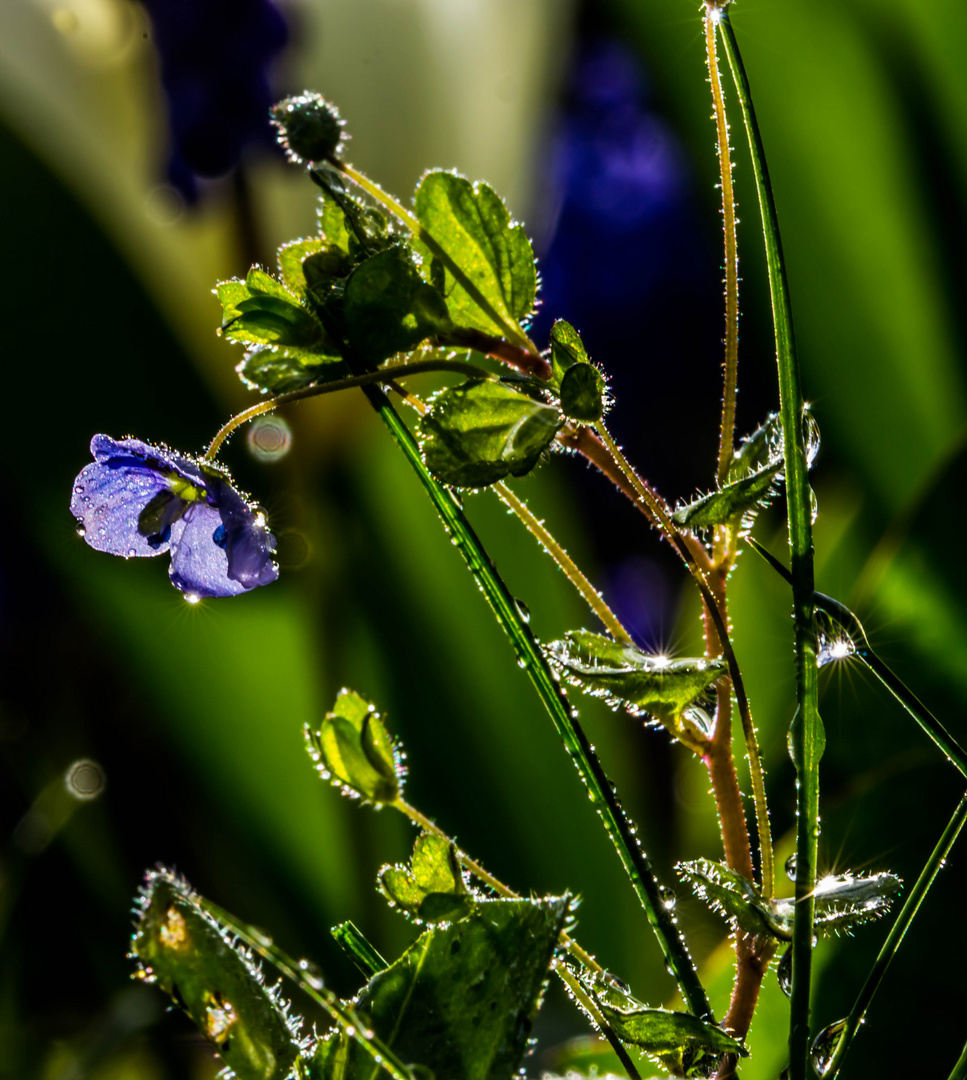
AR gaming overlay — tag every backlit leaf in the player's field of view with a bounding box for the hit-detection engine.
[379,833,473,924]
[559,363,606,424]
[131,869,304,1080]
[343,247,452,362]
[549,319,588,385]
[671,463,781,530]
[545,631,725,722]
[772,870,902,935]
[589,981,746,1072]
[278,237,326,297]
[677,858,789,940]
[330,921,389,980]
[306,688,402,804]
[237,345,348,395]
[417,379,563,488]
[312,898,568,1080]
[413,171,537,338]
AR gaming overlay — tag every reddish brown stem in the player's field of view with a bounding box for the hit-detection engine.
[441,328,551,380]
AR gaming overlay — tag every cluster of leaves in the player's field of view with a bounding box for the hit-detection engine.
[215,107,607,490]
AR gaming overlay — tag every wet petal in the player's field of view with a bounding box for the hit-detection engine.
[168,503,250,598]
[71,458,172,557]
[209,478,279,590]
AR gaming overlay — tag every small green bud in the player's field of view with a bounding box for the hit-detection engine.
[270,92,345,164]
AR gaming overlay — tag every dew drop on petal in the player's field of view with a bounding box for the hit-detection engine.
[184,593,201,606]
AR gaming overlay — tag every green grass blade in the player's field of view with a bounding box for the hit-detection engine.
[822,792,967,1079]
[717,12,820,1074]
[366,383,712,1021]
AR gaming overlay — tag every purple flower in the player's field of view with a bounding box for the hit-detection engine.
[71,435,278,599]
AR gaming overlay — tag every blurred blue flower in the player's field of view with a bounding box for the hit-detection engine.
[141,0,289,200]
[71,435,278,599]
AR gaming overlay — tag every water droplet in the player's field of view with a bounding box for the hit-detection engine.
[127,547,137,558]
[513,598,531,624]
[811,1018,847,1076]
[785,854,798,880]
[776,946,792,997]
[298,958,324,990]
[73,484,84,494]
[184,593,201,606]
[64,758,106,801]
[659,886,677,911]
[74,520,86,537]
[664,959,676,978]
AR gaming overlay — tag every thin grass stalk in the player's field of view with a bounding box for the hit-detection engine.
[716,11,820,1075]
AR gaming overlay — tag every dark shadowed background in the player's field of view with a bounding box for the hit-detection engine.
[1,0,966,1076]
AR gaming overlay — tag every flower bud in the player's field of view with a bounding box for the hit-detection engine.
[270,92,345,164]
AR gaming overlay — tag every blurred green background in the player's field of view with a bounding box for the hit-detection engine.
[1,0,966,1077]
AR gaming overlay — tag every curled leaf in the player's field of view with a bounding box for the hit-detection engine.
[545,631,725,725]
[588,979,746,1072]
[559,362,606,424]
[306,688,403,804]
[417,379,563,488]
[131,869,305,1080]
[773,870,902,935]
[672,463,782,531]
[379,832,473,924]
[677,858,789,940]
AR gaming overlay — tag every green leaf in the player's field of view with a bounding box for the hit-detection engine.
[677,858,790,940]
[312,898,568,1080]
[278,238,326,297]
[549,319,588,383]
[559,363,606,424]
[343,247,452,362]
[307,688,402,804]
[417,379,563,488]
[237,345,347,395]
[589,981,746,1072]
[413,171,537,338]
[312,168,393,261]
[379,833,473,924]
[131,869,304,1080]
[217,268,335,359]
[671,463,782,530]
[331,921,389,980]
[544,631,726,723]
[729,412,783,480]
[772,870,902,935]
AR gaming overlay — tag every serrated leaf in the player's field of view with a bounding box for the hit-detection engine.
[545,631,725,722]
[312,898,568,1080]
[677,858,789,940]
[590,982,746,1069]
[417,379,563,488]
[379,833,473,924]
[131,870,303,1080]
[559,363,605,424]
[237,345,348,395]
[772,871,902,935]
[729,412,783,481]
[343,247,452,362]
[549,319,588,384]
[278,238,326,297]
[672,463,782,530]
[307,689,402,803]
[413,171,537,338]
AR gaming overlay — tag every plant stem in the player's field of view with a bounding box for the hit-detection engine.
[366,385,712,1020]
[949,1035,967,1080]
[705,7,740,487]
[494,483,635,646]
[822,792,967,1079]
[398,800,644,1080]
[717,13,820,1077]
[203,358,492,461]
[595,421,773,898]
[328,160,539,358]
[201,900,416,1080]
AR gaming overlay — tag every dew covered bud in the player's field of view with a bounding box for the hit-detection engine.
[270,92,345,164]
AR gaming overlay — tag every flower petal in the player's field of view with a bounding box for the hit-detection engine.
[168,502,276,598]
[71,458,173,557]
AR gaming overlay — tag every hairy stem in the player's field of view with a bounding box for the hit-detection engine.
[203,358,491,460]
[718,12,819,1075]
[398,801,643,1080]
[367,386,711,1019]
[595,421,773,896]
[705,7,740,487]
[494,483,635,646]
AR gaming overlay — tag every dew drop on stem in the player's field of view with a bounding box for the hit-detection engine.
[785,853,797,880]
[776,945,792,997]
[811,1018,848,1077]
[659,886,677,911]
